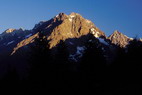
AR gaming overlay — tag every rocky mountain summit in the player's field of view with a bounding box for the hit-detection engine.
[108,30,133,47]
[10,12,106,55]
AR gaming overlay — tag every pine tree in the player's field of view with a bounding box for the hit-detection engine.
[80,34,106,94]
[29,32,53,91]
[125,39,142,77]
[53,40,70,92]
[55,40,69,64]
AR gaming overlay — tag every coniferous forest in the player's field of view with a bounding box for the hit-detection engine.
[0,0,142,94]
[0,33,142,95]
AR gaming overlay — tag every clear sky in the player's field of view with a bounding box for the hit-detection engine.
[0,0,142,37]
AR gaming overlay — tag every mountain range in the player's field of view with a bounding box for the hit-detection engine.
[1,12,142,94]
[0,12,136,61]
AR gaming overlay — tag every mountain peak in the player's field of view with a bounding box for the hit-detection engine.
[11,12,105,53]
[58,12,67,17]
[4,28,16,33]
[110,30,128,38]
[2,28,26,35]
[55,12,82,19]
[108,30,130,47]
[113,30,121,34]
[47,12,105,48]
[54,12,83,21]
[55,13,68,20]
[69,12,80,17]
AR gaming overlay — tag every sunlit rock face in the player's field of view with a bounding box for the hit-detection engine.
[0,12,137,63]
[108,30,133,47]
[11,12,105,54]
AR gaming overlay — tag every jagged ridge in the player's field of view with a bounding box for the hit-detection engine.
[0,12,138,62]
[11,12,105,55]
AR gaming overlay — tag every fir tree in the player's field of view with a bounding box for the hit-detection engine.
[29,32,53,90]
[80,34,106,94]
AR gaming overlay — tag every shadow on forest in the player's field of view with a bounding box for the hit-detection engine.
[0,33,142,95]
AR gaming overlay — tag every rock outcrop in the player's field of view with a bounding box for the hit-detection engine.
[108,30,133,47]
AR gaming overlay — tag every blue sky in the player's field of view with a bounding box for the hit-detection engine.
[0,0,142,37]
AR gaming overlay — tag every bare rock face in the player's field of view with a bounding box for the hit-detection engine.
[48,12,105,48]
[11,12,105,54]
[11,33,39,55]
[108,30,132,47]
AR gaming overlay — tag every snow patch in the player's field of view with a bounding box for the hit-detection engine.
[102,47,105,51]
[94,32,100,38]
[98,38,109,45]
[129,38,133,40]
[91,28,95,32]
[69,46,86,62]
[69,42,74,45]
[56,15,59,17]
[7,41,14,46]
[89,39,92,42]
[69,18,72,22]
[69,55,77,62]
[25,33,32,38]
[76,46,85,55]
[69,15,76,22]
[70,15,75,18]
[91,28,100,38]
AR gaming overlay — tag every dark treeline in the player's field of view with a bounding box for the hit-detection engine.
[0,33,142,94]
